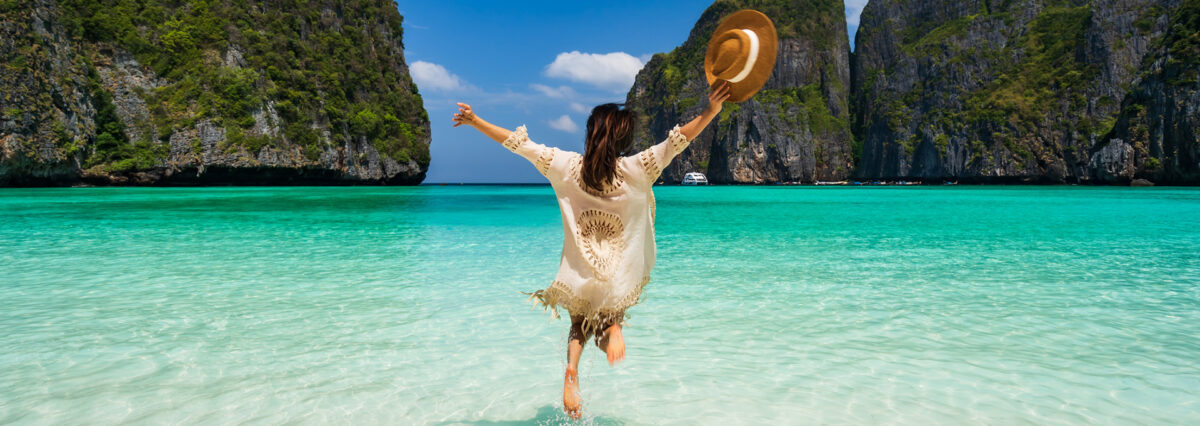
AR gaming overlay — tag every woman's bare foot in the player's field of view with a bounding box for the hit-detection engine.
[599,323,625,365]
[563,367,581,420]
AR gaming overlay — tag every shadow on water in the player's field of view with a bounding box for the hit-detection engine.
[433,405,627,425]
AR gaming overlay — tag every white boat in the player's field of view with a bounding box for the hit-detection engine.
[682,172,708,185]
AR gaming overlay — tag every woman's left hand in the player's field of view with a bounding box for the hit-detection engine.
[452,102,477,128]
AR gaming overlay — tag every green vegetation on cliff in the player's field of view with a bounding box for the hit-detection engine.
[970,4,1094,123]
[755,85,847,133]
[853,0,1199,183]
[55,0,428,171]
[1163,0,1200,67]
[649,0,846,105]
[860,0,1104,166]
[628,0,853,183]
[893,2,1098,140]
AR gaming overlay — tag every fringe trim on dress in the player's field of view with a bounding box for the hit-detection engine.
[501,125,528,152]
[522,276,651,338]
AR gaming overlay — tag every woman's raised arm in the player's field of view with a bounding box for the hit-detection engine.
[453,102,558,178]
[678,81,731,140]
[452,102,514,142]
[633,81,732,182]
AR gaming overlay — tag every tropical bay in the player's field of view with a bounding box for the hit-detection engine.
[4,0,1200,422]
[2,185,1198,423]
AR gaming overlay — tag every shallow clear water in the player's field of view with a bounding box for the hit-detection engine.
[2,185,1199,425]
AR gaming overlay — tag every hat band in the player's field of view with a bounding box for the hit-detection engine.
[727,29,759,83]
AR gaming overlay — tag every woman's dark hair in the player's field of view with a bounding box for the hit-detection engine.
[582,103,636,193]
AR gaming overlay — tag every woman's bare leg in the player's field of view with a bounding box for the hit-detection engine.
[563,315,589,420]
[596,316,625,365]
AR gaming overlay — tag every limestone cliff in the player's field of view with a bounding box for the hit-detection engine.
[851,0,1197,184]
[0,0,96,185]
[625,0,855,184]
[1092,0,1199,183]
[0,0,429,186]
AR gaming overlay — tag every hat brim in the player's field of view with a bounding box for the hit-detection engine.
[704,10,778,103]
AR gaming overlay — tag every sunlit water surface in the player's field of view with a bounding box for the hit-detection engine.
[2,186,1199,424]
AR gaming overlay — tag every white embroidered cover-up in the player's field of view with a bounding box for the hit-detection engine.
[502,123,693,336]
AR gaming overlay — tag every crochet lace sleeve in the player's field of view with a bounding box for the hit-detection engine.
[501,125,558,179]
[635,124,690,182]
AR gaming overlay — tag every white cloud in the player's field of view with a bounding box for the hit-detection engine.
[844,0,869,50]
[548,114,580,133]
[569,102,589,113]
[530,84,577,99]
[844,0,864,26]
[410,60,471,92]
[844,0,868,28]
[545,51,645,91]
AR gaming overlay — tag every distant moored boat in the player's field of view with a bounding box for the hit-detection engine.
[682,172,708,185]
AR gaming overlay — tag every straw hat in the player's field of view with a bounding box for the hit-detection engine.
[704,9,777,103]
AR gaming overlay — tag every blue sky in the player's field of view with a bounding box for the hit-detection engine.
[399,0,868,183]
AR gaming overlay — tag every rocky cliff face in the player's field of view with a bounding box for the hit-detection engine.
[0,0,429,186]
[1093,0,1199,183]
[851,0,1198,184]
[0,0,96,185]
[625,0,855,184]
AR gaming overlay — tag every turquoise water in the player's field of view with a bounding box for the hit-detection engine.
[2,186,1199,424]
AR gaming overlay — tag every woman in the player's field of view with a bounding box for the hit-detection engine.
[452,81,730,419]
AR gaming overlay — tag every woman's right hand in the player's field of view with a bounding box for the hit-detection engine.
[679,81,733,140]
[452,102,477,128]
[705,81,732,115]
